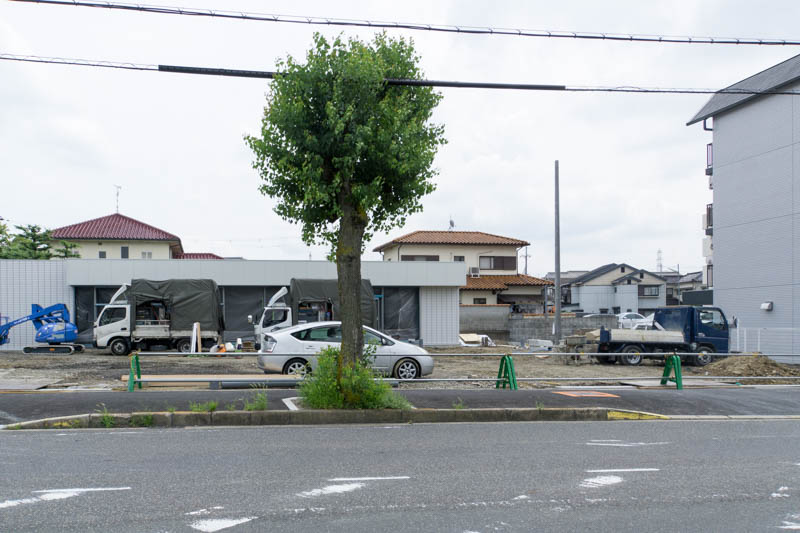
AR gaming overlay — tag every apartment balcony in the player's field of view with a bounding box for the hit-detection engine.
[705,143,713,176]
[702,236,713,259]
[704,203,713,235]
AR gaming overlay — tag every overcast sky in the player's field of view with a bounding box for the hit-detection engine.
[2,0,799,276]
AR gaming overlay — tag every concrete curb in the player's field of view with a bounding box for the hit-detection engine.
[9,408,798,430]
[4,407,668,429]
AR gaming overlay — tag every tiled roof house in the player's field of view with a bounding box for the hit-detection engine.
[374,230,551,307]
[51,213,221,260]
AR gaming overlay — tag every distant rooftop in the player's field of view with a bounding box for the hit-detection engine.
[52,213,181,242]
[374,230,529,252]
[687,53,800,125]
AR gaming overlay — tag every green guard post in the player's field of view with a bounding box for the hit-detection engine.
[495,354,518,390]
[128,353,142,392]
[660,353,683,390]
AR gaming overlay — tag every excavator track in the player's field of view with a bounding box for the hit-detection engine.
[23,345,79,355]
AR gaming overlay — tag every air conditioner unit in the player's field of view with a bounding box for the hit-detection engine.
[469,266,480,278]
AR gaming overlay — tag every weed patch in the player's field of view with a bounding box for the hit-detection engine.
[130,414,154,427]
[299,347,411,410]
[189,400,218,413]
[95,403,116,428]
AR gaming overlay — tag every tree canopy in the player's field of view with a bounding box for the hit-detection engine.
[246,32,445,373]
[0,224,80,259]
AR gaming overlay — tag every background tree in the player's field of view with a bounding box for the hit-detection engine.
[52,240,81,259]
[0,225,53,259]
[246,33,445,378]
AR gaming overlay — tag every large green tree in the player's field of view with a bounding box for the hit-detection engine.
[246,33,445,373]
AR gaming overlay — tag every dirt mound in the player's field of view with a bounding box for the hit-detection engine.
[704,354,800,377]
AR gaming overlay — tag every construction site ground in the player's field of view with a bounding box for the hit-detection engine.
[1,346,799,390]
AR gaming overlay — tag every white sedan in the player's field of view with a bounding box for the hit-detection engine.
[617,312,646,329]
[256,321,433,380]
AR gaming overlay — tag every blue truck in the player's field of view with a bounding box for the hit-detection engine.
[591,305,730,366]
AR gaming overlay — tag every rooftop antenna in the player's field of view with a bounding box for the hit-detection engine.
[656,249,663,272]
[448,216,455,231]
[114,185,122,213]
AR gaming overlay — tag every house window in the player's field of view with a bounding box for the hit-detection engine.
[621,266,625,273]
[613,307,620,314]
[627,279,631,285]
[667,288,674,297]
[454,256,465,262]
[141,251,152,259]
[639,285,659,297]
[98,251,106,259]
[473,298,487,304]
[401,255,439,261]
[639,272,644,279]
[121,246,129,259]
[478,256,517,270]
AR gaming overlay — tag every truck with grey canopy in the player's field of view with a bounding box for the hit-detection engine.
[249,279,376,349]
[94,279,225,355]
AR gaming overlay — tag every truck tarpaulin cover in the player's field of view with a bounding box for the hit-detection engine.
[129,279,224,332]
[289,279,375,327]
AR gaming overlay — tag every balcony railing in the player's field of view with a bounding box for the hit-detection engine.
[706,143,713,176]
[705,203,713,235]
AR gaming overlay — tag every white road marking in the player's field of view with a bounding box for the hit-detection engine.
[297,483,365,497]
[586,468,660,473]
[580,475,623,489]
[328,476,409,481]
[586,441,669,447]
[187,509,211,516]
[513,495,529,500]
[0,487,130,510]
[282,397,300,411]
[773,487,791,498]
[189,517,256,532]
[780,514,800,530]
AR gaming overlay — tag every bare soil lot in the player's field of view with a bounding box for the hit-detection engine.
[6,347,795,390]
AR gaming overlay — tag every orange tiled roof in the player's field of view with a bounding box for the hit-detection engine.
[373,230,529,252]
[462,274,552,290]
[52,213,180,242]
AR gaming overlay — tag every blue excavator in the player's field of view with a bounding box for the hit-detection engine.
[0,304,84,354]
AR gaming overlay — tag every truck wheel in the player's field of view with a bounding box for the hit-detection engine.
[109,338,130,356]
[619,345,643,366]
[691,346,715,367]
[176,338,193,353]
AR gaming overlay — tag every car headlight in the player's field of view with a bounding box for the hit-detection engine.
[263,335,277,353]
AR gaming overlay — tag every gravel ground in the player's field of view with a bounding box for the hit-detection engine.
[0,346,711,390]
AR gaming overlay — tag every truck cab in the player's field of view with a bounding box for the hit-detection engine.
[653,306,729,354]
[250,287,293,350]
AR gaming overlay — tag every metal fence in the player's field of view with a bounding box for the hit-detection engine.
[729,327,800,363]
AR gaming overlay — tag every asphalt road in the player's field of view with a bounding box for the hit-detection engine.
[2,386,800,424]
[2,421,800,531]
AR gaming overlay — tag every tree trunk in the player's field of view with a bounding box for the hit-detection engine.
[336,186,367,371]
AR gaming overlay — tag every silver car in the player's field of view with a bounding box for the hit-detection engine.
[256,321,433,379]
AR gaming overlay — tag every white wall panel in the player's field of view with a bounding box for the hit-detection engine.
[419,287,460,346]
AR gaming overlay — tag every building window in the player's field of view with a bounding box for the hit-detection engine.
[121,246,129,259]
[639,285,659,297]
[612,307,620,314]
[454,256,465,262]
[599,308,608,314]
[98,251,106,259]
[478,256,517,270]
[667,288,674,297]
[141,251,152,259]
[639,272,644,279]
[707,264,713,287]
[400,255,439,262]
[473,298,487,304]
[621,266,625,273]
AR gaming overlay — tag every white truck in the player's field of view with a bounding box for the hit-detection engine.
[248,279,375,350]
[94,279,224,355]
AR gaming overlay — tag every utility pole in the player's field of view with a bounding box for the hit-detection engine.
[554,161,562,343]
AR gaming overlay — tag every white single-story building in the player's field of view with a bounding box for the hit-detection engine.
[0,259,464,350]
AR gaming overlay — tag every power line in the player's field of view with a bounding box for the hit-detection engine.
[4,53,800,96]
[11,0,800,47]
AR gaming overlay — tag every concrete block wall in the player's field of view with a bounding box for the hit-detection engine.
[0,260,73,350]
[509,315,618,344]
[459,305,510,336]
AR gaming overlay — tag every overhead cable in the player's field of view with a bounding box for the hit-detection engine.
[11,0,800,46]
[3,53,800,96]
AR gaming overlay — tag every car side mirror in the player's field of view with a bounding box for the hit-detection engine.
[247,315,253,324]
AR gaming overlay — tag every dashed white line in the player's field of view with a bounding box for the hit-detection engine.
[189,517,256,532]
[580,475,623,489]
[328,476,410,481]
[586,468,660,473]
[0,487,130,510]
[586,441,669,447]
[297,483,365,498]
